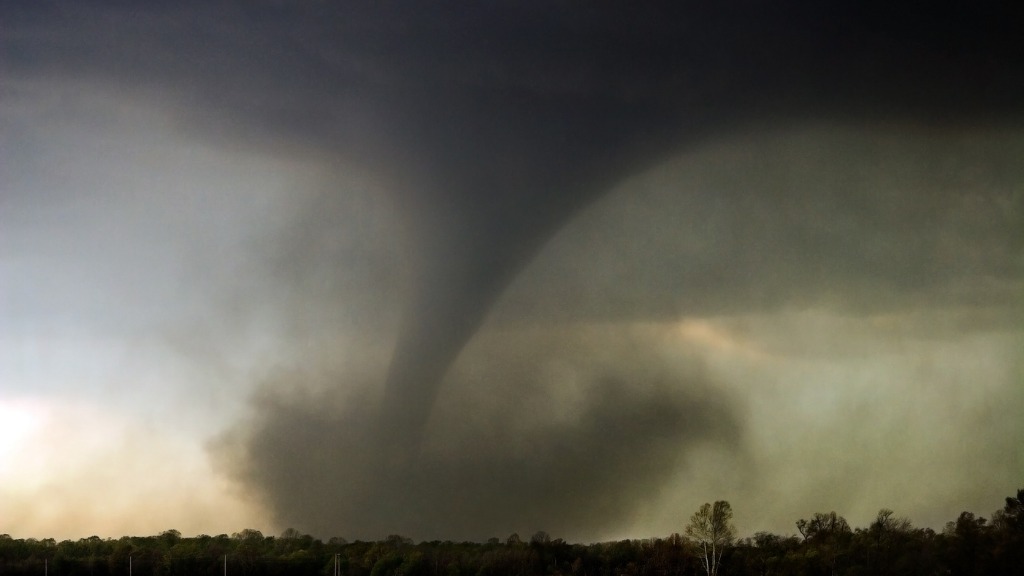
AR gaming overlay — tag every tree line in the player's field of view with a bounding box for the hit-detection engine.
[1,488,1020,576]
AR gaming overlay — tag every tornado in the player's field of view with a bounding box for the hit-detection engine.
[375,97,692,454]
[372,1,1024,454]
[8,0,1021,539]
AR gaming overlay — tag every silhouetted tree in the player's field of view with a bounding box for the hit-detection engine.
[796,512,852,576]
[4,490,1024,576]
[863,509,912,575]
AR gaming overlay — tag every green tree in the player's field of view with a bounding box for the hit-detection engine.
[685,501,736,576]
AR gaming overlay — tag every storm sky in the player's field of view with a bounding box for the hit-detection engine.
[1,1,1022,543]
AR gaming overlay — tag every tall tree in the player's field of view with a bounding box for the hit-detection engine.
[686,501,736,576]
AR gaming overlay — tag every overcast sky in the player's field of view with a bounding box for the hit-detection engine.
[1,1,1022,543]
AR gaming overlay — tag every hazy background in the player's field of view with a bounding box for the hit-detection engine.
[2,1,1021,542]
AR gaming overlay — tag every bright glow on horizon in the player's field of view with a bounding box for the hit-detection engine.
[0,399,45,469]
[0,397,270,540]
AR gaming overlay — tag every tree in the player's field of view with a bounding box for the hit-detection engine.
[529,531,551,546]
[747,531,800,576]
[797,512,851,542]
[994,488,1024,533]
[871,509,912,535]
[865,509,913,576]
[796,512,852,576]
[943,511,993,576]
[991,488,1024,576]
[686,501,736,576]
[160,530,182,548]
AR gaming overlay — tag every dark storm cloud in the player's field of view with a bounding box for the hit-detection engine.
[498,123,1024,324]
[5,1,1022,540]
